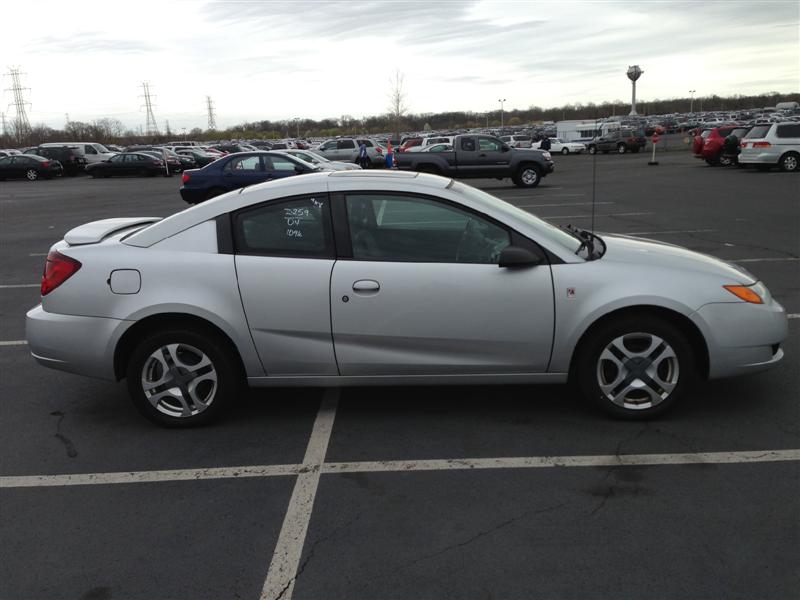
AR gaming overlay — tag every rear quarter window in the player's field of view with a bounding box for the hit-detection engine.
[776,124,800,138]
[744,125,771,139]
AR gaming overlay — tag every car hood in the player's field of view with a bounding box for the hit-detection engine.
[601,233,756,284]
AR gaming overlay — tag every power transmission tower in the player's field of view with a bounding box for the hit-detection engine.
[140,82,159,136]
[206,95,217,130]
[4,67,31,137]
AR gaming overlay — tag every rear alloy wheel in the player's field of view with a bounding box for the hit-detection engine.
[26,168,39,181]
[588,146,597,155]
[575,315,695,419]
[126,329,240,427]
[561,147,569,155]
[617,143,627,154]
[780,152,799,172]
[719,155,733,167]
[514,165,541,188]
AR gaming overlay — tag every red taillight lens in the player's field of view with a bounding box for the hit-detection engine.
[41,161,50,168]
[375,147,383,154]
[752,142,771,148]
[182,172,190,184]
[41,250,81,296]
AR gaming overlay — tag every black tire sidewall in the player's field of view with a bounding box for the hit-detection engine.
[575,315,696,419]
[125,328,240,427]
[515,165,541,188]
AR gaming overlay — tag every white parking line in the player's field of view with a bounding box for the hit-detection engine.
[28,253,48,257]
[788,314,799,319]
[3,448,797,491]
[546,212,653,220]
[519,201,614,208]
[0,340,27,346]
[733,257,800,263]
[623,229,718,235]
[0,284,39,289]
[324,449,800,473]
[260,388,340,600]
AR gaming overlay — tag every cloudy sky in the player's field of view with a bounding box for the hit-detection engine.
[2,0,798,131]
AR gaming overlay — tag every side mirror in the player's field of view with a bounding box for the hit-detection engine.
[501,145,510,152]
[498,246,542,268]
[294,165,306,174]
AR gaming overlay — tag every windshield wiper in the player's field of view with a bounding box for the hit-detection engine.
[564,224,605,260]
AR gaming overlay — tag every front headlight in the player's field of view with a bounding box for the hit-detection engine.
[723,281,770,304]
[542,152,552,160]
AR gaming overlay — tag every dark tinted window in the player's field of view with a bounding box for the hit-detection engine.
[460,137,476,151]
[744,125,771,139]
[110,154,125,163]
[234,196,333,257]
[345,193,510,264]
[337,140,355,149]
[478,137,503,151]
[776,124,800,138]
[0,157,11,166]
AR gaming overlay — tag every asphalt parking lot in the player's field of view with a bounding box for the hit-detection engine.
[1,153,798,600]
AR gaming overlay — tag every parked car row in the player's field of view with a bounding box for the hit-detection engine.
[692,122,800,172]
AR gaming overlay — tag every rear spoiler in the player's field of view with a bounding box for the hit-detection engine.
[64,217,161,246]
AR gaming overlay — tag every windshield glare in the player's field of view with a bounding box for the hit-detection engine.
[448,181,583,254]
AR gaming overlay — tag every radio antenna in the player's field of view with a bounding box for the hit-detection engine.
[591,113,598,234]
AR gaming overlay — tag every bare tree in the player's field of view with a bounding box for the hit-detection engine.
[387,69,408,140]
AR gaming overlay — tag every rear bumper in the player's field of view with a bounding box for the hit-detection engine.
[26,305,131,381]
[691,300,788,379]
[739,150,779,165]
[179,187,208,204]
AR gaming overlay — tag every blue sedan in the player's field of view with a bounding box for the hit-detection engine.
[179,151,323,204]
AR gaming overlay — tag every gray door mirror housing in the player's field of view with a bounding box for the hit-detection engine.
[498,246,542,268]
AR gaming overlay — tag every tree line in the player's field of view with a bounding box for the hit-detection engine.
[1,91,796,148]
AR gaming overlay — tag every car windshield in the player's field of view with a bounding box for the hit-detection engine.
[448,181,583,254]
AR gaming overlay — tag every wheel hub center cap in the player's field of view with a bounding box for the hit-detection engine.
[625,357,651,378]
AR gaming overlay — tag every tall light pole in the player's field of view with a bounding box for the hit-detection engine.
[498,98,506,129]
[626,66,643,116]
[689,89,696,113]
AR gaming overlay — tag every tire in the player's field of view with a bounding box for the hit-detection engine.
[26,169,39,181]
[125,328,241,427]
[574,315,695,419]
[561,147,569,155]
[588,146,597,155]
[513,164,541,188]
[617,143,627,154]
[719,155,733,167]
[206,187,226,201]
[779,152,799,172]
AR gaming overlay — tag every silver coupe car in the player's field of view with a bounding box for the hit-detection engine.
[26,171,787,426]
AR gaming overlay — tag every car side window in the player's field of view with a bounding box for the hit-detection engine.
[337,140,356,150]
[227,156,261,171]
[0,157,10,166]
[269,156,298,171]
[460,137,476,152]
[478,137,502,151]
[776,124,800,138]
[84,145,97,154]
[123,154,139,163]
[234,195,333,258]
[345,193,510,264]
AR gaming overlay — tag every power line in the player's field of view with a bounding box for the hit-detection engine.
[4,67,31,137]
[206,95,217,130]
[139,82,159,136]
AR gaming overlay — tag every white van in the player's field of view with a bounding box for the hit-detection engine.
[739,122,800,172]
[41,142,116,164]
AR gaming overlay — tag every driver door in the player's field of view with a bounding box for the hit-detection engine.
[330,192,554,376]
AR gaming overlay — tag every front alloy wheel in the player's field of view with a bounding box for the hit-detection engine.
[514,165,541,188]
[780,153,799,172]
[26,169,39,180]
[596,333,679,411]
[617,144,627,154]
[576,316,695,419]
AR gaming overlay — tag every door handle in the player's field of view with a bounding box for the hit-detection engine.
[352,279,380,294]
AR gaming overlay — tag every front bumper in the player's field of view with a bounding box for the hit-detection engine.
[26,305,131,381]
[691,299,788,379]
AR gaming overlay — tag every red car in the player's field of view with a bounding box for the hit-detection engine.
[398,137,423,153]
[692,126,738,166]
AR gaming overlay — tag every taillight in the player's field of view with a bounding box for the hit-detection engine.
[375,147,383,154]
[41,250,81,296]
[740,142,748,148]
[752,142,771,148]
[41,161,50,168]
[182,172,190,184]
